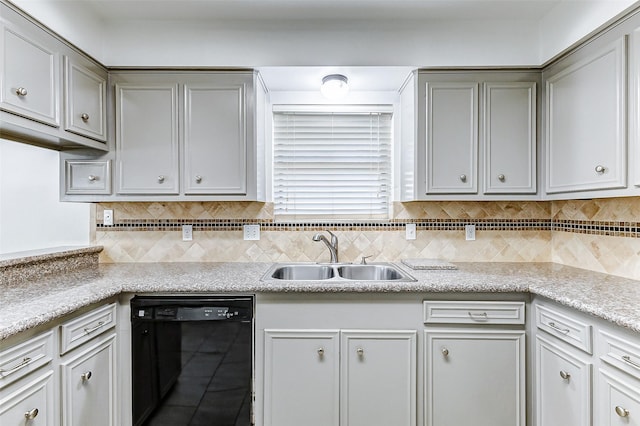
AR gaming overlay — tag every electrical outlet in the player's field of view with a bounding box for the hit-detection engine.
[405,223,416,240]
[244,224,260,241]
[103,210,113,226]
[182,225,193,241]
[465,224,476,241]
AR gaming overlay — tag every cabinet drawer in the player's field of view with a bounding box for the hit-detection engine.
[423,300,525,325]
[536,303,593,354]
[65,160,111,194]
[0,331,54,389]
[0,369,54,425]
[600,330,640,381]
[60,303,116,355]
[599,369,640,426]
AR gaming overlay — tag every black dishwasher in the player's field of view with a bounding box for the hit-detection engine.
[131,295,253,426]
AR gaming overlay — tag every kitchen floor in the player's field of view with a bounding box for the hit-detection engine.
[145,322,252,426]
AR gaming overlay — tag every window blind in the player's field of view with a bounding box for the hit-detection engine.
[273,111,392,219]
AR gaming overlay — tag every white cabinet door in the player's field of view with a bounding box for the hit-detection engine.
[484,82,537,194]
[341,331,417,426]
[0,370,54,426]
[183,83,247,194]
[61,333,117,426]
[545,37,626,194]
[425,82,478,194]
[0,22,59,127]
[64,56,107,142]
[115,83,179,194]
[599,370,640,426]
[426,329,525,426]
[536,336,592,426]
[264,330,340,426]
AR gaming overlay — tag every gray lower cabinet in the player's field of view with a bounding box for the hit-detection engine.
[263,329,417,426]
[425,329,526,426]
[535,336,592,426]
[60,333,117,426]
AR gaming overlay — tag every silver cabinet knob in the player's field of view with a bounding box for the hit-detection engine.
[498,174,505,182]
[81,371,92,382]
[157,175,165,183]
[595,165,606,174]
[615,406,630,417]
[88,175,97,182]
[24,408,39,419]
[356,347,364,356]
[195,175,202,183]
[442,348,449,356]
[317,348,324,356]
[459,174,467,182]
[559,370,571,380]
[81,113,90,122]
[15,87,28,96]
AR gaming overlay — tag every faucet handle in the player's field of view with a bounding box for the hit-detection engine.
[360,255,373,265]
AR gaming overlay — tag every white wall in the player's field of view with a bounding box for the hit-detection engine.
[0,139,90,254]
[539,0,639,63]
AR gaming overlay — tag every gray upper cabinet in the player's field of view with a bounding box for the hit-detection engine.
[484,82,537,194]
[401,71,539,200]
[105,71,264,200]
[182,83,246,195]
[545,37,627,194]
[0,1,108,151]
[0,19,60,127]
[64,56,107,142]
[115,81,180,194]
[425,81,479,194]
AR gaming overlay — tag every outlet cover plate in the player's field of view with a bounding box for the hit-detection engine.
[405,223,416,240]
[244,224,260,241]
[182,225,193,241]
[465,224,476,241]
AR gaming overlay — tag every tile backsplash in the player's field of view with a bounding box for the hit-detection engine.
[94,198,640,281]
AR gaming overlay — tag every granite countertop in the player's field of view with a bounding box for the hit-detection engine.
[2,259,640,341]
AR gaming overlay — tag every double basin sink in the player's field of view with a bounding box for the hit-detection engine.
[262,262,416,282]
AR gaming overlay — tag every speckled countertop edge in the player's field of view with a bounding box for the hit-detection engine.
[3,260,640,340]
[0,246,103,268]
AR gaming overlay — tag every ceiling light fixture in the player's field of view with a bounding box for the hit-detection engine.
[321,74,349,100]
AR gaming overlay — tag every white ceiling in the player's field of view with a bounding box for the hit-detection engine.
[81,0,561,22]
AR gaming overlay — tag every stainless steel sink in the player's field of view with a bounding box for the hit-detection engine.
[269,264,335,280]
[337,264,406,281]
[263,262,416,282]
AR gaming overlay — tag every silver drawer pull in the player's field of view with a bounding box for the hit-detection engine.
[317,348,324,356]
[595,165,606,174]
[622,355,640,370]
[157,175,165,183]
[16,87,28,97]
[195,175,203,183]
[24,408,38,419]
[615,406,630,417]
[441,348,449,357]
[498,174,505,182]
[459,174,467,182]
[81,371,92,382]
[80,113,90,122]
[547,322,570,334]
[559,370,571,380]
[83,321,105,334]
[87,175,97,182]
[0,357,32,376]
[468,311,489,320]
[356,347,364,356]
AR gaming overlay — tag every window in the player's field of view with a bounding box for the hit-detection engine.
[273,108,392,220]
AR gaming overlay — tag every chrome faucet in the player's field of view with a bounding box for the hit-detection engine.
[313,230,339,263]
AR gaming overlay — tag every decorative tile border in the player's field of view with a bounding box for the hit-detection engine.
[94,218,640,238]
